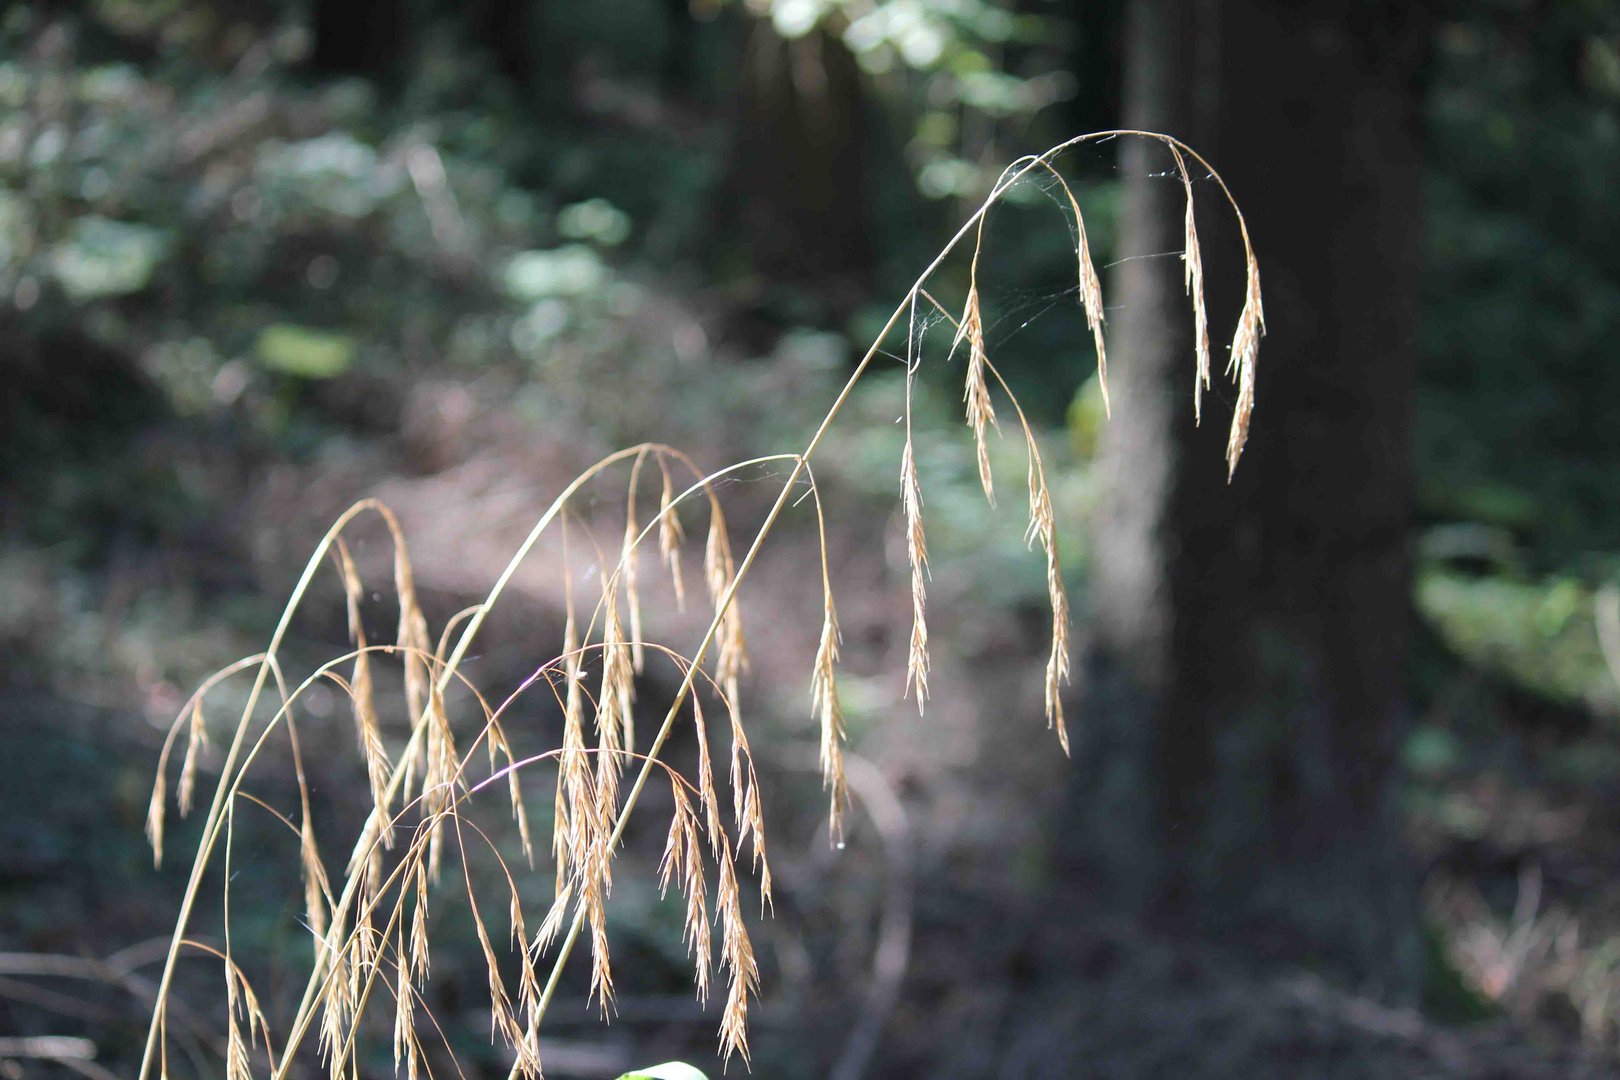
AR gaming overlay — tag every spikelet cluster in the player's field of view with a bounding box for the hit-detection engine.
[1170,146,1213,425]
[1024,451,1072,753]
[659,777,713,1001]
[658,459,688,608]
[715,835,760,1066]
[900,428,930,712]
[1226,254,1264,476]
[705,504,749,690]
[1071,184,1108,414]
[224,962,265,1080]
[812,595,848,838]
[955,285,999,504]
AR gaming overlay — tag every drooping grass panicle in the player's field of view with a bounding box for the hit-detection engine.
[901,297,932,714]
[177,697,208,817]
[1226,244,1264,477]
[301,816,332,948]
[726,685,773,909]
[716,834,760,1068]
[584,837,615,1016]
[1168,144,1212,425]
[659,775,713,1003]
[985,354,1073,753]
[485,709,534,867]
[391,509,434,803]
[803,460,849,840]
[144,759,166,870]
[704,497,749,689]
[1025,159,1108,414]
[657,455,688,609]
[693,689,725,861]
[953,263,1000,506]
[146,652,266,869]
[408,859,431,982]
[555,516,594,888]
[139,134,1262,1080]
[336,540,394,840]
[596,566,633,827]
[812,597,847,836]
[452,818,533,1068]
[391,942,417,1080]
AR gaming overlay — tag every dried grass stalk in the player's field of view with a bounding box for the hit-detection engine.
[624,451,649,675]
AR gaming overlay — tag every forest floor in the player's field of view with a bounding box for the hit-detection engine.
[6,343,1620,1079]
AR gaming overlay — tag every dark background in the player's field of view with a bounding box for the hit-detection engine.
[3,0,1620,1076]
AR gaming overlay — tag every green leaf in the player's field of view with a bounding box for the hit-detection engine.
[48,216,169,303]
[502,245,605,301]
[255,324,357,380]
[615,1063,709,1080]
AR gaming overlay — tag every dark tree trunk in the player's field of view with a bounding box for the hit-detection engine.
[310,0,407,80]
[1059,0,1430,994]
[723,16,874,314]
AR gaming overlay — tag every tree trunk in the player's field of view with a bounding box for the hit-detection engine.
[310,0,406,80]
[723,16,874,310]
[1059,0,1430,994]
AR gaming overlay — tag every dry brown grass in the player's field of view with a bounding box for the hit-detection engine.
[137,131,1261,1079]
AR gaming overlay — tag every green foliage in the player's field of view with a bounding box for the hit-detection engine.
[1420,918,1498,1024]
[737,0,1077,199]
[617,1064,710,1080]
[1416,567,1620,719]
[1420,5,1620,565]
[255,323,357,379]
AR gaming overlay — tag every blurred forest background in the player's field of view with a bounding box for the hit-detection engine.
[3,0,1620,1076]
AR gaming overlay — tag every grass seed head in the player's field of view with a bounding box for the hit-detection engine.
[900,435,930,713]
[705,508,749,687]
[954,287,999,506]
[1172,145,1212,425]
[1226,256,1264,476]
[812,599,849,840]
[301,818,331,947]
[176,699,207,817]
[693,692,724,860]
[658,460,688,608]
[716,838,760,1067]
